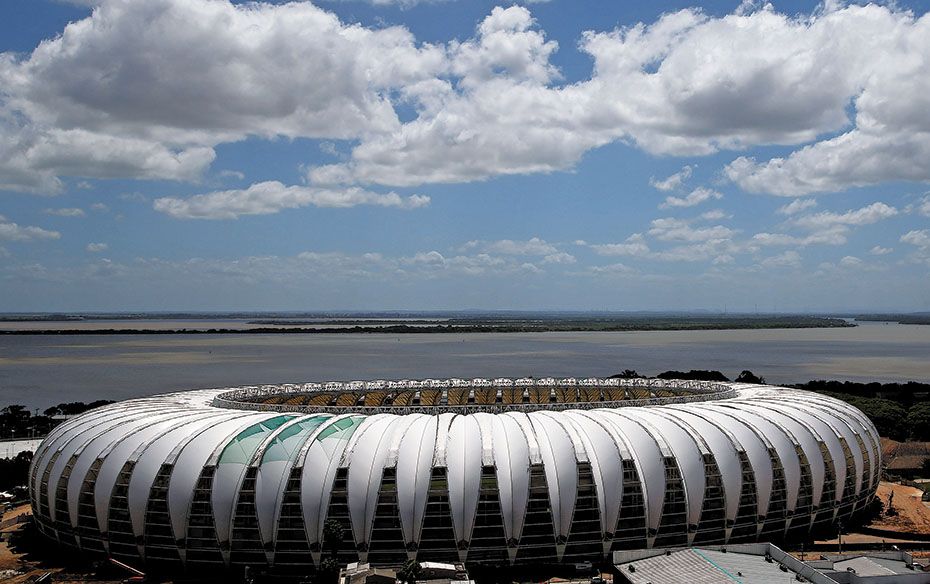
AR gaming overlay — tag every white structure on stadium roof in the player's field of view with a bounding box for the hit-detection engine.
[29,377,880,577]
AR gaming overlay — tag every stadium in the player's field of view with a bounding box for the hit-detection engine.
[29,377,880,577]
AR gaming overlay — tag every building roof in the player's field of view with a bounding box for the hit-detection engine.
[616,548,814,584]
[615,545,930,584]
[815,552,927,578]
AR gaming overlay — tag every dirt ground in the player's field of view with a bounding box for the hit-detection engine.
[873,482,930,536]
[0,504,126,584]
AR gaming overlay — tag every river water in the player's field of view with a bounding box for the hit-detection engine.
[1,321,928,410]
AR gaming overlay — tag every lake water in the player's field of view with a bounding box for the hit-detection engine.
[1,321,928,410]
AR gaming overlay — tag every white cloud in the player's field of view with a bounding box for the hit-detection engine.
[901,229,930,249]
[218,169,245,181]
[86,242,108,253]
[699,209,730,221]
[588,262,634,275]
[591,226,744,264]
[4,1,930,200]
[464,236,559,256]
[152,181,430,220]
[0,215,61,242]
[839,255,863,267]
[791,202,898,230]
[43,207,85,217]
[760,250,802,268]
[751,228,848,247]
[659,186,722,209]
[542,252,576,265]
[590,234,650,257]
[314,3,930,191]
[777,199,817,215]
[914,195,930,218]
[869,245,893,256]
[722,5,930,196]
[648,217,735,242]
[458,237,574,264]
[0,0,445,192]
[650,166,692,191]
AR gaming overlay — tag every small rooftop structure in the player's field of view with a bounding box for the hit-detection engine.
[882,438,930,479]
[340,562,397,584]
[808,552,929,582]
[339,561,472,584]
[613,544,930,584]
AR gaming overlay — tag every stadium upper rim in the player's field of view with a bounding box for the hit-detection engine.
[212,377,738,415]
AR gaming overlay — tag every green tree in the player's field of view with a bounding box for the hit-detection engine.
[319,518,344,583]
[820,393,908,440]
[905,402,930,441]
[735,370,765,384]
[397,559,422,584]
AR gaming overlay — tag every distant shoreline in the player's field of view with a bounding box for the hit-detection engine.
[0,318,855,335]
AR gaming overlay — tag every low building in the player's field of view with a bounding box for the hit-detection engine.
[613,543,930,584]
[882,439,930,480]
[339,561,472,584]
[807,552,929,582]
[339,562,397,584]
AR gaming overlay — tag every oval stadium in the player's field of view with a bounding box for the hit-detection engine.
[29,377,880,577]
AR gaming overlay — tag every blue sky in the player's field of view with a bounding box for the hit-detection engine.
[1,0,929,312]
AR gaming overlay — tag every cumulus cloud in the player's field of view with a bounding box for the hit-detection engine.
[463,237,559,256]
[4,1,930,201]
[650,166,693,191]
[86,242,108,252]
[839,255,863,268]
[777,199,817,215]
[648,217,735,242]
[913,195,930,218]
[0,0,444,193]
[791,202,898,230]
[542,252,576,264]
[700,209,730,221]
[591,223,743,265]
[0,215,61,241]
[901,230,930,249]
[44,207,85,217]
[588,262,634,275]
[659,186,722,209]
[313,3,930,191]
[152,182,430,219]
[722,7,930,196]
[590,234,650,257]
[760,250,802,268]
[869,245,893,256]
[751,228,848,247]
[749,202,897,249]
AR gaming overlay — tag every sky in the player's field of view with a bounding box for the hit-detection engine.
[1,0,929,312]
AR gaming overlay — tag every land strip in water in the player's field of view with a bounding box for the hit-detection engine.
[0,314,854,334]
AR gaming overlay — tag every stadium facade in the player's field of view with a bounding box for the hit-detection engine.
[30,378,880,575]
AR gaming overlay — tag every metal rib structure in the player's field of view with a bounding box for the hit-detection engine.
[29,378,880,575]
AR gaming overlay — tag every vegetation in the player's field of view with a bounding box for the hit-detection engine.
[656,370,730,382]
[792,380,930,441]
[0,400,114,441]
[319,518,344,583]
[854,313,930,325]
[397,559,422,584]
[0,451,33,493]
[0,315,855,335]
[735,370,766,384]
